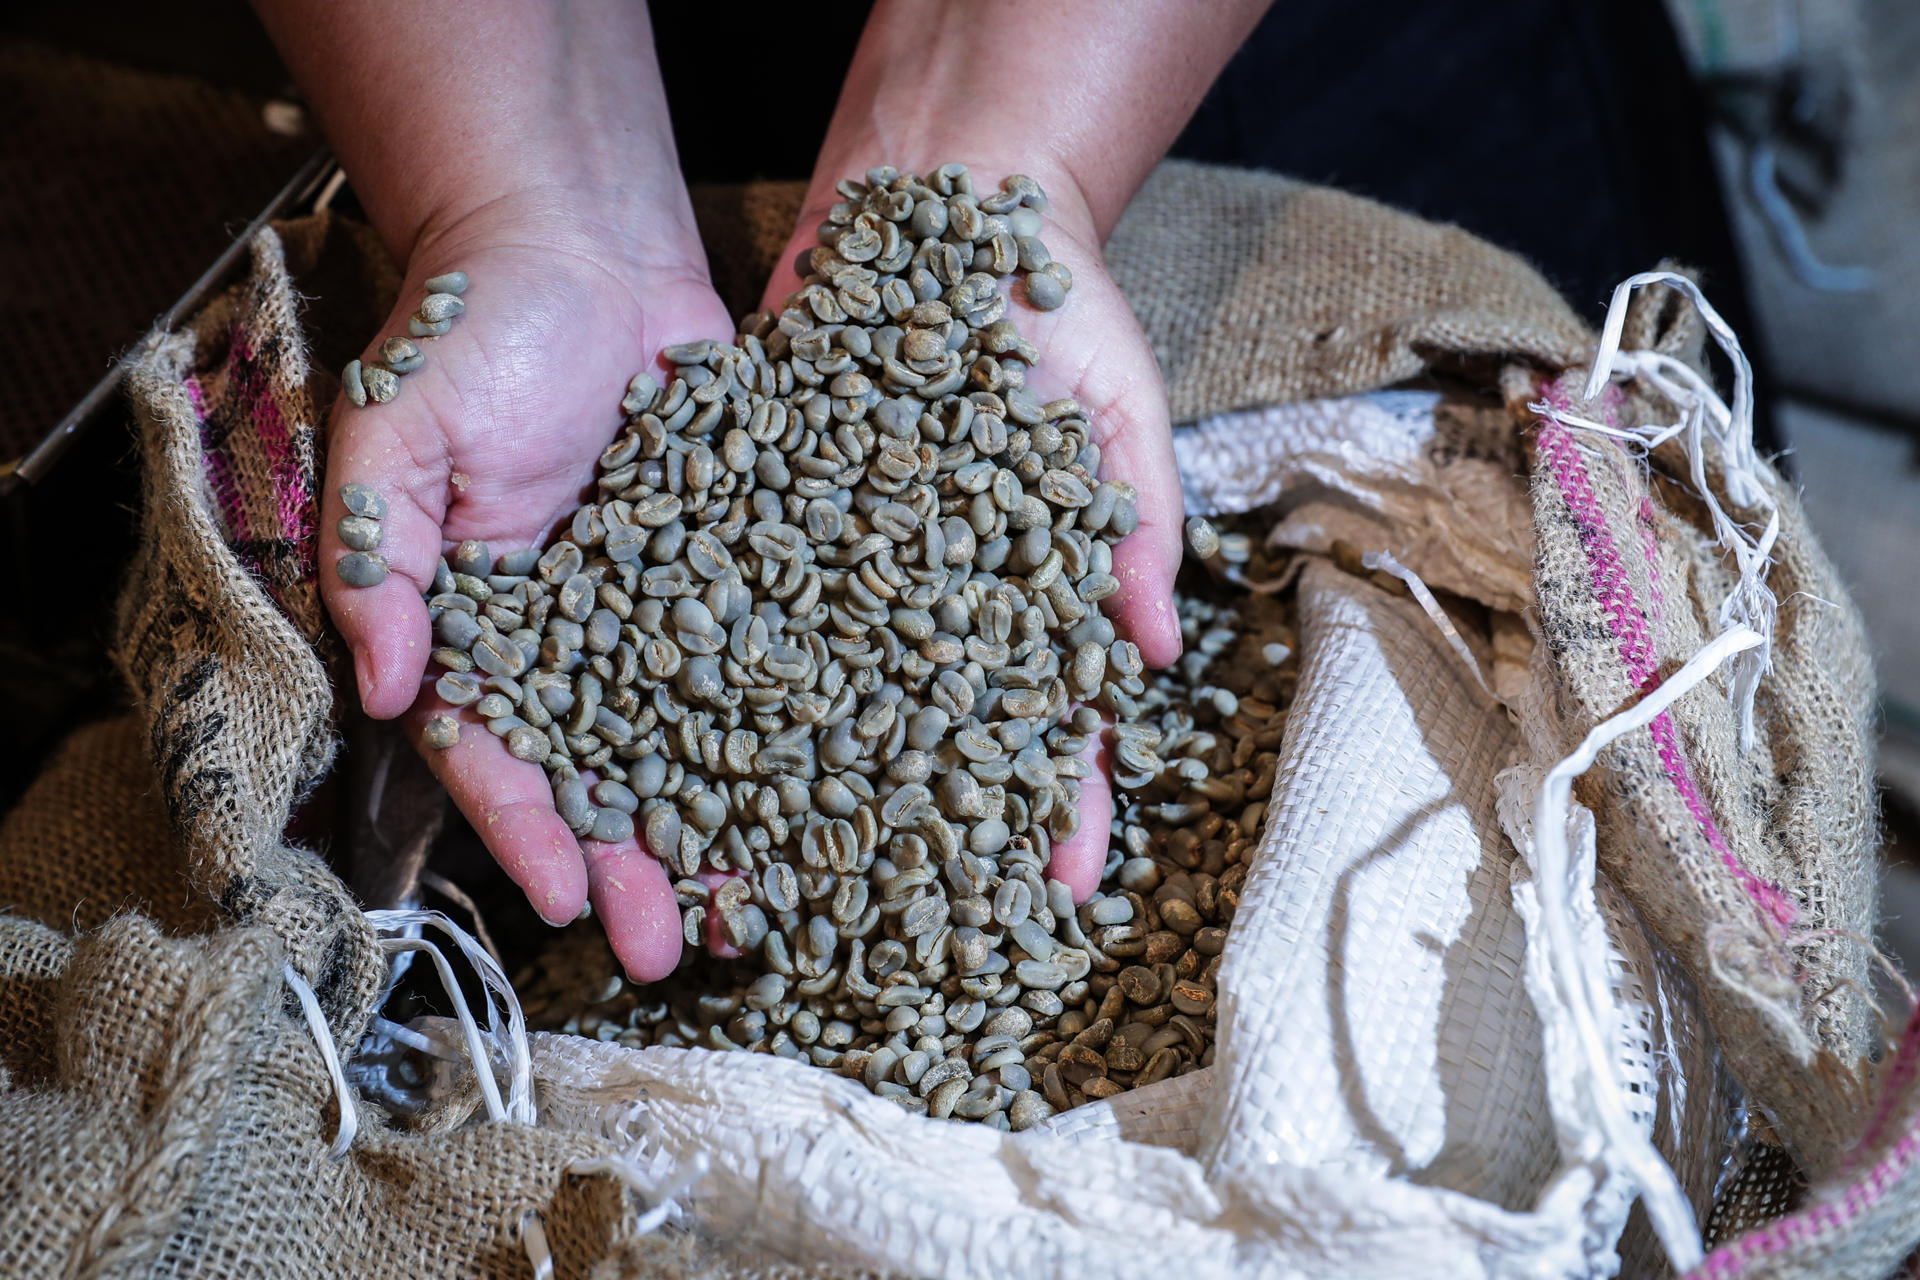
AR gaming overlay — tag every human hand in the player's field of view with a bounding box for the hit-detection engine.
[769,0,1275,899]
[321,198,735,980]
[760,160,1183,900]
[250,0,761,978]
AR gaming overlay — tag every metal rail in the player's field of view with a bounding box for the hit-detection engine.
[0,147,338,496]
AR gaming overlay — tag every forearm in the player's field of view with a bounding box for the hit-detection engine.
[250,0,702,270]
[807,0,1273,236]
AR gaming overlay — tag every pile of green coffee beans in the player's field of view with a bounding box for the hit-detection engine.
[515,517,1295,1129]
[411,164,1295,1128]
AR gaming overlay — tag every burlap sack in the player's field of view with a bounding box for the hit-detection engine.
[0,158,1891,1276]
[1528,362,1879,1179]
[0,218,653,1280]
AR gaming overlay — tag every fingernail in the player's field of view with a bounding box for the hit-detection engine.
[354,647,377,710]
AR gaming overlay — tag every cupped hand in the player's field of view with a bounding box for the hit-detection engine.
[762,163,1184,903]
[319,195,734,980]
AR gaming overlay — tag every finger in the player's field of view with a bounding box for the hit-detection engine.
[581,835,684,982]
[695,868,747,959]
[1100,415,1184,670]
[1067,325,1184,670]
[321,389,452,720]
[412,704,589,926]
[1047,712,1113,902]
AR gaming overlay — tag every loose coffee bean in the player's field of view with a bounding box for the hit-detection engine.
[418,292,465,323]
[361,365,400,404]
[380,335,424,374]
[423,714,460,750]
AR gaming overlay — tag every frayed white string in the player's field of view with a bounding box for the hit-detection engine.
[365,909,558,1276]
[1360,550,1497,702]
[283,962,358,1159]
[521,1209,555,1280]
[1556,270,1781,749]
[570,1149,712,1236]
[367,1013,443,1057]
[521,1120,708,1276]
[1532,624,1764,1272]
[368,907,534,1125]
[378,936,511,1124]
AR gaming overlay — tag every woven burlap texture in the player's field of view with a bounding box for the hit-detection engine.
[1528,368,1879,1187]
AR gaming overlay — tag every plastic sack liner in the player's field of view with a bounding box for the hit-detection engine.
[516,383,1732,1280]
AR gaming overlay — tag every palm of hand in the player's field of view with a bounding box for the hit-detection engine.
[321,216,734,980]
[760,203,1184,901]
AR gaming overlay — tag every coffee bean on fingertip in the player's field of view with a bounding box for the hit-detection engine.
[380,336,424,374]
[342,359,367,406]
[362,365,400,403]
[340,483,387,519]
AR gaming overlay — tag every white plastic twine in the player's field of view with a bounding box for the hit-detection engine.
[365,908,564,1275]
[1559,270,1783,750]
[284,963,359,1159]
[1359,550,1497,702]
[284,909,529,1163]
[366,907,536,1126]
[1531,624,1765,1272]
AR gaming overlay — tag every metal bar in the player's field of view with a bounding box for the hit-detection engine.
[1,146,338,495]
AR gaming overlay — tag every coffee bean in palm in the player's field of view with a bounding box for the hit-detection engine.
[451,539,492,578]
[418,292,465,323]
[409,316,453,339]
[422,270,469,296]
[1022,271,1066,311]
[338,515,383,552]
[342,359,368,407]
[341,483,388,520]
[361,365,400,404]
[336,551,388,588]
[590,807,635,844]
[380,336,424,374]
[497,548,541,576]
[423,714,460,750]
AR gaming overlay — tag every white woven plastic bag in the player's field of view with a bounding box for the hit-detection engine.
[522,392,1729,1279]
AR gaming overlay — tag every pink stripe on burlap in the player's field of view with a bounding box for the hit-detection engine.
[189,373,249,542]
[1536,380,1797,929]
[227,324,316,565]
[1692,1004,1920,1276]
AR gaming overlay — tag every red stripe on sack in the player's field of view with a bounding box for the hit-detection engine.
[227,324,316,574]
[190,371,249,543]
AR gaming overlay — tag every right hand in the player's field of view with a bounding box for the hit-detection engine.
[319,194,735,981]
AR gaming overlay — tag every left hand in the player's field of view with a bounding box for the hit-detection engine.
[761,158,1185,900]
